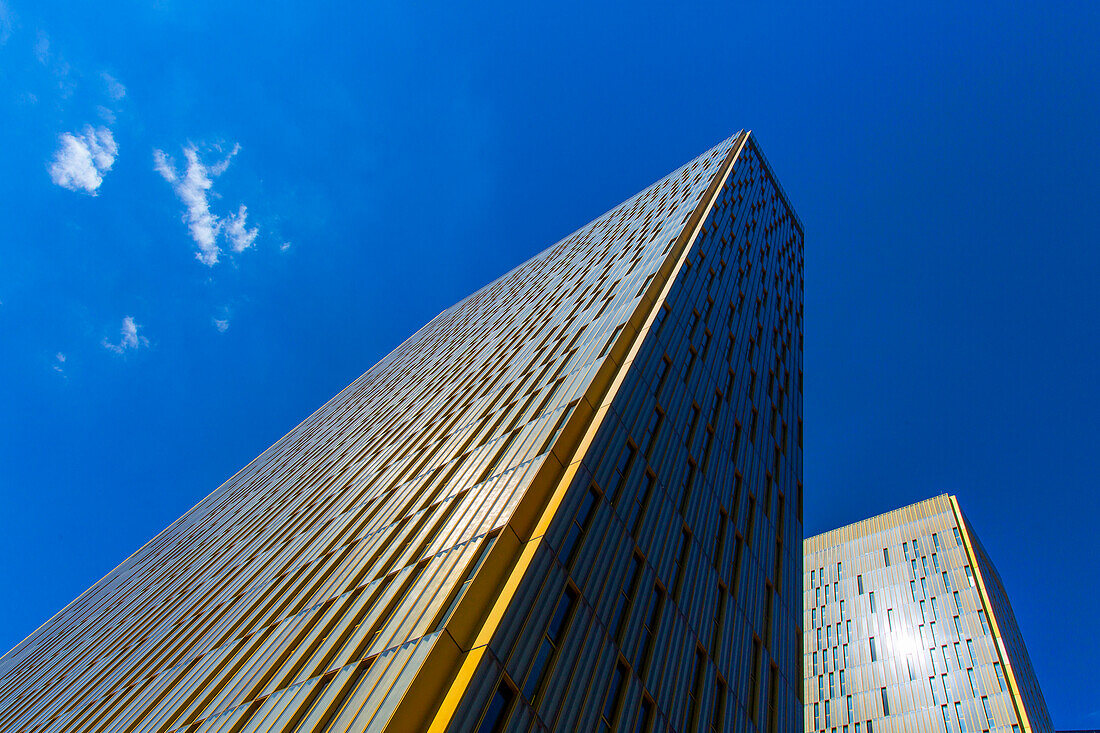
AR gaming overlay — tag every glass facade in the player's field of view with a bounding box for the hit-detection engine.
[0,130,803,733]
[803,495,1053,733]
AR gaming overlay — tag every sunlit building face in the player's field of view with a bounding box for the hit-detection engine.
[803,495,1053,733]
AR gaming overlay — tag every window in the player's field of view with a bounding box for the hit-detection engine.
[982,697,994,729]
[993,661,1007,691]
[559,488,599,568]
[942,705,953,733]
[609,443,637,505]
[965,566,975,588]
[883,548,890,566]
[540,402,577,454]
[477,681,515,733]
[523,587,579,703]
[643,409,663,458]
[635,586,663,678]
[654,356,671,397]
[956,701,968,733]
[687,649,706,730]
[611,554,643,640]
[710,679,726,733]
[749,638,762,722]
[628,473,655,538]
[857,575,864,595]
[711,585,726,659]
[868,592,876,613]
[953,527,962,545]
[934,533,941,551]
[869,637,877,662]
[599,663,627,733]
[977,610,989,634]
[880,687,889,716]
[636,697,654,733]
[673,529,692,600]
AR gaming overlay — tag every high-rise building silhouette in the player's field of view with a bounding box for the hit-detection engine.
[0,130,803,733]
[803,495,1052,733]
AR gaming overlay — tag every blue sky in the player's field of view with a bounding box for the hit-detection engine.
[1,0,1097,725]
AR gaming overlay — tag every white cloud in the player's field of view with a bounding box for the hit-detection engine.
[48,125,117,194]
[212,318,229,332]
[102,316,148,354]
[224,205,258,253]
[53,352,66,373]
[153,142,259,266]
[102,72,125,100]
[96,105,115,124]
[280,241,291,252]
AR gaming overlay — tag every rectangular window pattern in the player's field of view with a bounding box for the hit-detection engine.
[800,495,1052,733]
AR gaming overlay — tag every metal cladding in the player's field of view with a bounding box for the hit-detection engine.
[0,130,804,733]
[803,495,1053,733]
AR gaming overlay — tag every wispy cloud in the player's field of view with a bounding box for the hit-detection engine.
[224,204,258,253]
[34,32,73,95]
[48,125,117,194]
[102,316,148,354]
[154,143,259,265]
[53,352,66,373]
[212,317,229,332]
[101,72,125,101]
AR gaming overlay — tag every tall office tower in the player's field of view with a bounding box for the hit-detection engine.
[803,495,1053,733]
[0,130,803,733]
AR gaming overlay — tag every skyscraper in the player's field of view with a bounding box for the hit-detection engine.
[0,130,803,733]
[803,495,1053,733]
